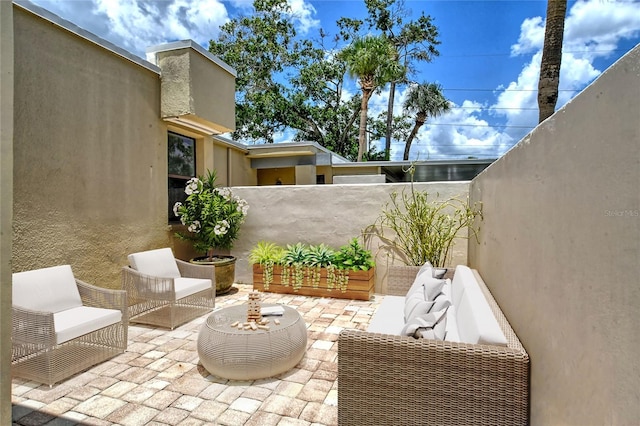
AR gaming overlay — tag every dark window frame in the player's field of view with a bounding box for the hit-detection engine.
[168,132,196,223]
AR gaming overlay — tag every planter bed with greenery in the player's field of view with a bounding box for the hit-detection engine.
[250,239,375,301]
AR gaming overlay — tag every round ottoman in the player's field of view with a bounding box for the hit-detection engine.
[197,304,307,380]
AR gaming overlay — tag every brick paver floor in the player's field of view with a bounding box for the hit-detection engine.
[11,284,382,425]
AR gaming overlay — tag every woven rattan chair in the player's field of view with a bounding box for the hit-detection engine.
[12,265,128,387]
[122,247,215,330]
[338,266,530,426]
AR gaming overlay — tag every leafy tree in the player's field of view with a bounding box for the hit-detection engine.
[402,82,450,160]
[340,35,404,161]
[209,0,314,142]
[538,0,567,123]
[364,0,440,160]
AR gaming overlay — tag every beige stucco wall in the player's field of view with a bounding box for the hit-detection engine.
[0,0,14,419]
[12,7,171,289]
[468,45,640,425]
[229,182,471,293]
[155,45,235,134]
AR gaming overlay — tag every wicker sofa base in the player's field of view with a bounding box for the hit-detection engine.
[12,322,126,387]
[338,267,530,426]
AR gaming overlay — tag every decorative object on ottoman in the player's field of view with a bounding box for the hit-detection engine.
[247,290,262,323]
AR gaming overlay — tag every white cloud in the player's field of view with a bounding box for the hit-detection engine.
[31,0,229,56]
[511,16,545,56]
[94,0,228,53]
[288,0,320,34]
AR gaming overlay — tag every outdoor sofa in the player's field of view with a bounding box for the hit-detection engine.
[338,264,530,425]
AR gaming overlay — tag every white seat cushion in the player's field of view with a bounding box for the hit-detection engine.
[54,306,122,344]
[128,248,181,278]
[13,265,83,313]
[367,295,406,335]
[174,277,212,300]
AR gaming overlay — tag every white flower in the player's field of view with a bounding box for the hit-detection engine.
[214,220,229,235]
[188,220,201,233]
[173,202,182,217]
[185,178,201,195]
[216,187,232,200]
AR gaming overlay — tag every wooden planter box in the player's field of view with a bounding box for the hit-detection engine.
[252,264,375,301]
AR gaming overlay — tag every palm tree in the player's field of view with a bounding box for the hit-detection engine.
[402,82,450,161]
[538,0,567,123]
[341,35,403,161]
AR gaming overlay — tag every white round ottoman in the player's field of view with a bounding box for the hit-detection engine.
[197,304,307,380]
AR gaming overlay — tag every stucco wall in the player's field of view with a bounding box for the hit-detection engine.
[12,7,171,289]
[0,0,14,420]
[229,182,471,293]
[468,45,640,424]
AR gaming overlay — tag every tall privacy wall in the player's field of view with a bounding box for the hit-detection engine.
[229,182,471,292]
[469,45,640,425]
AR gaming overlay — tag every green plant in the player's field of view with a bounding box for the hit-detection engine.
[282,243,310,291]
[364,165,482,267]
[306,244,335,288]
[249,239,375,293]
[248,241,285,290]
[329,238,375,292]
[333,238,376,271]
[173,170,249,259]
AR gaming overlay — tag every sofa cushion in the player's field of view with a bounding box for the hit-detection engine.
[174,277,212,300]
[422,277,446,301]
[13,265,83,313]
[454,265,508,346]
[54,306,122,344]
[401,308,447,340]
[367,295,406,335]
[431,292,452,313]
[404,297,435,323]
[444,305,461,342]
[128,248,181,278]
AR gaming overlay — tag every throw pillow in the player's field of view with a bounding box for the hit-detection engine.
[422,276,446,301]
[431,293,452,313]
[400,308,448,340]
[404,299,436,323]
[404,292,433,322]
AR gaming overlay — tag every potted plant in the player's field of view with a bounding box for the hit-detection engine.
[173,170,249,294]
[249,238,376,300]
[364,164,482,275]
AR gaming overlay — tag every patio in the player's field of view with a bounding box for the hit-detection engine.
[11,284,381,426]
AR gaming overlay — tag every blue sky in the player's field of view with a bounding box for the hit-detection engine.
[26,0,640,160]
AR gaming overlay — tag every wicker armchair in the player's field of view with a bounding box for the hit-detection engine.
[12,265,128,386]
[338,266,530,426]
[122,248,215,330]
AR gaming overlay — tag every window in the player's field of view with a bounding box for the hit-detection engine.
[168,132,196,222]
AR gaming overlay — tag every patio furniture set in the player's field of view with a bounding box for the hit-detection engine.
[10,247,306,387]
[11,249,529,424]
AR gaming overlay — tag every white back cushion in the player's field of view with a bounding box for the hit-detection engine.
[451,265,471,307]
[454,265,508,346]
[13,265,83,313]
[128,248,181,278]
